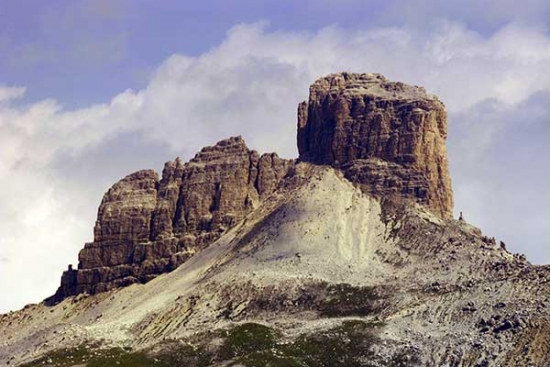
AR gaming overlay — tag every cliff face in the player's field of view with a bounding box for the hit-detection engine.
[48,73,454,303]
[298,73,453,218]
[6,166,548,367]
[6,73,550,367]
[48,136,292,303]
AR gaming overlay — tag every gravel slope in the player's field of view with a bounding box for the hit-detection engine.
[2,164,550,366]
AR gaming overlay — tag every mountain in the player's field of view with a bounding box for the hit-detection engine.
[46,136,292,303]
[1,73,549,367]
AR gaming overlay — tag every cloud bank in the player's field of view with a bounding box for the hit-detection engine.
[1,21,549,312]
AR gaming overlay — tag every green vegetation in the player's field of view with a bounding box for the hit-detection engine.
[18,342,213,367]
[219,322,278,359]
[148,341,213,367]
[281,320,381,367]
[225,320,386,367]
[87,348,152,367]
[319,283,384,317]
[231,351,307,367]
[19,345,152,367]
[20,320,419,367]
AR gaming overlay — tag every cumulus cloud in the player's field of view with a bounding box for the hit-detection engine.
[1,21,549,312]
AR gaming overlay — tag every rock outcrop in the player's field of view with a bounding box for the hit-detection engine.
[48,72,454,304]
[298,72,453,218]
[47,137,292,303]
[7,73,550,367]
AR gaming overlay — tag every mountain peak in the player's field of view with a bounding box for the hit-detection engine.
[190,135,249,163]
[3,73,548,367]
[298,72,453,218]
[45,135,292,304]
[45,73,456,305]
[46,73,456,305]
[309,72,438,102]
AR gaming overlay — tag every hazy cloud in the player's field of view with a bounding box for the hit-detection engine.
[450,93,550,257]
[0,86,26,102]
[1,21,549,312]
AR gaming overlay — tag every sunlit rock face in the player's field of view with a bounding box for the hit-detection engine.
[48,136,292,303]
[298,72,453,219]
[49,72,454,304]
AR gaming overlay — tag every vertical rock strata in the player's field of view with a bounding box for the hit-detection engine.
[49,72,455,303]
[48,137,292,303]
[298,72,453,218]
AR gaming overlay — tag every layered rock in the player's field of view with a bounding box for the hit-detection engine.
[48,72,454,304]
[298,72,453,218]
[47,137,292,303]
[13,74,550,367]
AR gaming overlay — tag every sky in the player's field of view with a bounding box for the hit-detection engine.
[1,0,549,313]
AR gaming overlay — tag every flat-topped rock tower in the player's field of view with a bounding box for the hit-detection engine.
[298,72,453,218]
[10,73,550,367]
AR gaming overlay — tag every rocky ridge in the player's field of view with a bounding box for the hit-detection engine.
[48,136,292,303]
[3,165,548,367]
[2,73,548,367]
[49,73,455,304]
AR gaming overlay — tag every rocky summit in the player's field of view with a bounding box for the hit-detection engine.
[298,73,453,219]
[47,73,454,304]
[2,73,550,367]
[47,136,292,303]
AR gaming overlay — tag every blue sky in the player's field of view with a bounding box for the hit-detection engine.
[1,0,550,312]
[3,0,548,107]
[3,0,392,106]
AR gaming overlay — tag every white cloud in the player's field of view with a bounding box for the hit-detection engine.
[1,21,549,312]
[0,85,26,103]
[449,90,550,255]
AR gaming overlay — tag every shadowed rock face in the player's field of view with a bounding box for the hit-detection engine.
[297,72,453,218]
[47,137,292,303]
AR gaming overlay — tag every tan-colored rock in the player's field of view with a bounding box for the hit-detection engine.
[93,170,159,243]
[297,72,453,218]
[47,137,293,303]
[48,72,454,304]
[10,73,549,367]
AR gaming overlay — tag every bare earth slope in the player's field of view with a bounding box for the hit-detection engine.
[2,73,549,367]
[2,165,550,366]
